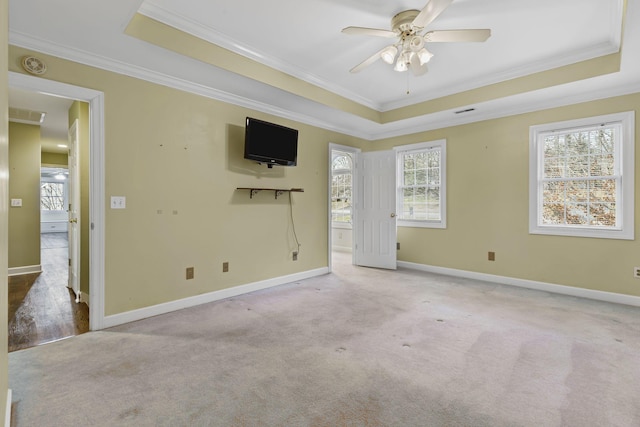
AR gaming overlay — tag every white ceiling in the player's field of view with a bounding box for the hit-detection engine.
[8,0,640,141]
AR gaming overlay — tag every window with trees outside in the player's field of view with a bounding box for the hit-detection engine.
[395,139,446,228]
[331,151,353,227]
[41,181,66,211]
[529,111,634,240]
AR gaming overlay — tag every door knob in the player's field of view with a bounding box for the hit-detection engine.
[390,213,396,218]
[69,218,78,224]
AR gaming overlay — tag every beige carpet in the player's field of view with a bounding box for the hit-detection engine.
[9,254,640,426]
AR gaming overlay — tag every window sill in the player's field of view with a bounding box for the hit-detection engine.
[398,219,446,229]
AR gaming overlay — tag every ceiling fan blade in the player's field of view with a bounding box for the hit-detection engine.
[349,46,391,73]
[342,26,398,38]
[410,54,429,76]
[412,0,454,29]
[425,29,491,43]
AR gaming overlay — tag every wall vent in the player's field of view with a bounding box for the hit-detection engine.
[9,107,46,125]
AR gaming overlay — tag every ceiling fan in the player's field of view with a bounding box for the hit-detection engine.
[342,0,491,75]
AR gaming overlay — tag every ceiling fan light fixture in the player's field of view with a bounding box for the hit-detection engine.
[380,46,398,64]
[409,35,424,52]
[417,48,434,65]
[394,51,412,72]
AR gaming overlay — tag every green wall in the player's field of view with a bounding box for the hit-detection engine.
[372,93,640,298]
[69,101,90,297]
[8,122,41,269]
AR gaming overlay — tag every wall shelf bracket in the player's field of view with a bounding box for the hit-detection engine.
[237,187,304,200]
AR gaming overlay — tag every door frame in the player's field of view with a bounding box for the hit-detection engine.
[9,72,106,331]
[327,143,360,273]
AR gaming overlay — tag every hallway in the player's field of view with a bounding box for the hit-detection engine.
[8,233,89,352]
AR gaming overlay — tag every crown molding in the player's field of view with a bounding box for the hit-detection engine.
[9,30,374,140]
[138,1,382,111]
[9,24,638,142]
[374,79,640,140]
[380,41,621,112]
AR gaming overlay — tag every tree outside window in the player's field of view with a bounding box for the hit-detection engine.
[331,151,353,225]
[41,181,66,211]
[529,111,634,240]
[396,139,447,229]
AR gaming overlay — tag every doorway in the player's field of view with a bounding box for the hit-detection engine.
[8,71,106,332]
[7,101,89,350]
[328,144,359,271]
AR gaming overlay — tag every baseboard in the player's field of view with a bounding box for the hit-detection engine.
[102,267,329,328]
[5,389,11,427]
[331,246,352,253]
[8,265,41,276]
[398,261,640,308]
[78,291,90,308]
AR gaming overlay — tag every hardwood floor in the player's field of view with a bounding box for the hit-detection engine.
[8,233,89,352]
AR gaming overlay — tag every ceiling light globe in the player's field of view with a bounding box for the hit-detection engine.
[380,46,398,65]
[418,48,434,65]
[394,52,411,72]
[409,36,424,52]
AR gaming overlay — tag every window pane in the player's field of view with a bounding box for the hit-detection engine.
[590,202,616,226]
[566,203,589,225]
[589,179,616,202]
[41,182,65,211]
[566,156,589,177]
[544,157,564,178]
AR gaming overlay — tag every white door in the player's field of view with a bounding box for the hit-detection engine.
[355,150,397,270]
[68,119,80,301]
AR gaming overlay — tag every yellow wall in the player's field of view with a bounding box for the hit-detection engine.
[1,0,10,417]
[372,93,640,297]
[8,46,365,316]
[41,151,68,166]
[8,122,41,269]
[69,101,90,297]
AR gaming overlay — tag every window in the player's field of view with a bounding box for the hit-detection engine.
[529,111,634,239]
[395,139,446,228]
[41,181,66,211]
[331,151,353,227]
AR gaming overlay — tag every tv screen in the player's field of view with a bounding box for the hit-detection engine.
[244,117,298,167]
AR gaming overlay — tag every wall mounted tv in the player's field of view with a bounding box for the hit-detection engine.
[244,117,298,168]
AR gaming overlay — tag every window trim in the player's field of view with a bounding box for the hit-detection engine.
[529,111,634,240]
[395,139,447,229]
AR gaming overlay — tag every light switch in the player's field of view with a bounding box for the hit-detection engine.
[110,196,126,209]
[11,199,22,207]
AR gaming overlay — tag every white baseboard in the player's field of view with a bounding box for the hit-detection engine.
[5,389,11,427]
[8,265,41,276]
[398,261,640,308]
[331,246,352,253]
[78,291,90,307]
[102,267,329,328]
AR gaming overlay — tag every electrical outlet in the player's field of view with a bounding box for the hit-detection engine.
[186,267,194,280]
[292,251,298,261]
[222,262,229,273]
[488,251,495,261]
[634,267,640,279]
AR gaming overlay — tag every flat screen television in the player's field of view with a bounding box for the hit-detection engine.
[244,117,298,168]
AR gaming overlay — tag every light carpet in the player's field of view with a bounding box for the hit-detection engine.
[9,255,640,426]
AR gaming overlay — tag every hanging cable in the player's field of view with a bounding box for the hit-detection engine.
[289,191,301,253]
